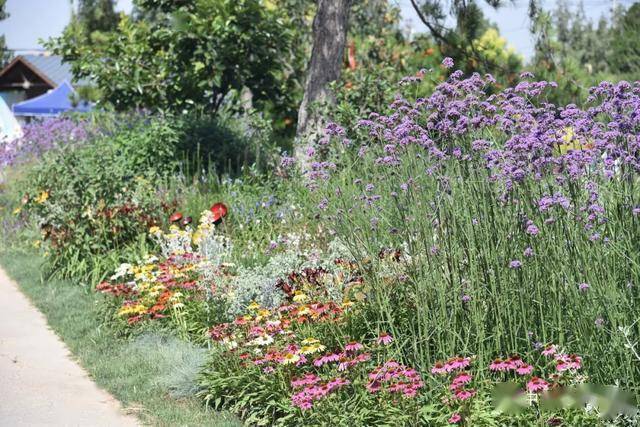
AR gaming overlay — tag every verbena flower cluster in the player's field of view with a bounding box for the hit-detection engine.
[0,117,94,169]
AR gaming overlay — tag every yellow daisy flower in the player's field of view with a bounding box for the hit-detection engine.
[282,353,300,365]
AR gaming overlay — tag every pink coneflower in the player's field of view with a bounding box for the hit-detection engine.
[291,374,321,389]
[489,358,509,372]
[516,364,534,375]
[445,356,471,372]
[505,355,525,369]
[297,354,308,366]
[403,387,419,397]
[263,366,275,374]
[555,354,582,372]
[344,341,363,352]
[377,333,393,345]
[448,413,462,424]
[526,376,549,392]
[384,360,400,369]
[541,344,557,357]
[313,352,342,367]
[431,361,447,375]
[327,377,350,389]
[366,380,382,393]
[454,388,476,400]
[298,400,312,410]
[450,372,472,390]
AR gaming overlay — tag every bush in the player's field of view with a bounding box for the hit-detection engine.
[175,111,280,176]
[19,117,181,281]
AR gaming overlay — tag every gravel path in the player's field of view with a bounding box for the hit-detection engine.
[0,266,139,427]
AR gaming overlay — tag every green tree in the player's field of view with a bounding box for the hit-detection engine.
[48,0,294,114]
[0,0,10,66]
[610,3,640,73]
[409,0,521,80]
[77,0,119,34]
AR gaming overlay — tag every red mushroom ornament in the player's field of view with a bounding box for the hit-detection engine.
[210,202,228,224]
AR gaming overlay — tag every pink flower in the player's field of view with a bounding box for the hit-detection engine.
[506,355,525,369]
[366,380,381,393]
[448,413,462,424]
[344,341,363,352]
[296,354,308,366]
[454,388,476,401]
[403,387,419,397]
[291,374,320,389]
[297,400,312,410]
[526,376,549,392]
[384,360,400,369]
[367,362,424,397]
[327,377,350,389]
[263,366,275,374]
[516,364,534,375]
[377,333,393,345]
[541,344,557,357]
[449,372,472,390]
[313,352,341,367]
[555,354,582,372]
[431,361,447,375]
[489,358,509,372]
[445,357,471,371]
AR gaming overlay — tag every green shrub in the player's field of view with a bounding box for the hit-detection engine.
[20,117,180,282]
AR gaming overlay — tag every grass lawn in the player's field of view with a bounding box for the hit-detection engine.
[0,249,241,427]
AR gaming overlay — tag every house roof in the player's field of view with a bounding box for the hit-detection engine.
[0,54,90,88]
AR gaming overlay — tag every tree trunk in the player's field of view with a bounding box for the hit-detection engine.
[295,0,350,164]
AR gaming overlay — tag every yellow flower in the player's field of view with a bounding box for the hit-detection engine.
[117,303,147,316]
[555,127,592,156]
[149,226,161,235]
[561,126,575,145]
[301,337,320,345]
[247,301,261,311]
[292,291,308,303]
[35,191,49,204]
[32,240,41,248]
[282,353,300,365]
[297,306,310,316]
[342,300,355,309]
[13,207,21,215]
[300,343,326,354]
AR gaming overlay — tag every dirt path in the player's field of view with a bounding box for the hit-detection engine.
[0,267,139,427]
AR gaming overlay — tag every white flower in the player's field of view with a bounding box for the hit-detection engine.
[250,334,274,347]
[110,263,133,280]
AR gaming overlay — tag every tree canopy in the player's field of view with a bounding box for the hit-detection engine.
[49,0,294,114]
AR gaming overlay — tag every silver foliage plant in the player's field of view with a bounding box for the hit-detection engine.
[220,238,353,317]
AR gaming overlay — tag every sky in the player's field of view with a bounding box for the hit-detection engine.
[0,0,627,59]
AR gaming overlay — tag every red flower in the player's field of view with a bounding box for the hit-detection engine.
[210,202,228,223]
[169,212,183,222]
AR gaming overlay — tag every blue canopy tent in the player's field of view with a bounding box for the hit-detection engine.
[12,81,92,117]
